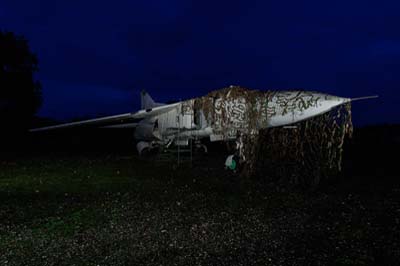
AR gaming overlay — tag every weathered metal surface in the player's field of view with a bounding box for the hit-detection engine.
[178,86,353,182]
[177,86,350,139]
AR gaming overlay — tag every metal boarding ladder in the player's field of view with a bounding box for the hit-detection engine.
[156,110,194,166]
[175,112,194,167]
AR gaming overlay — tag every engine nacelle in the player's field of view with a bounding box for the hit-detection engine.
[134,121,161,141]
[136,141,150,155]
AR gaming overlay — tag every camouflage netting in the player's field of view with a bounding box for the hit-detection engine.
[196,86,353,187]
[250,103,353,188]
[195,86,267,136]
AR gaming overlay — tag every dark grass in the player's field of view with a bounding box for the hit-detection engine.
[0,126,400,265]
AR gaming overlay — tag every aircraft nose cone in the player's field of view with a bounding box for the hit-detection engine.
[266,91,351,128]
[312,94,351,117]
[317,93,350,107]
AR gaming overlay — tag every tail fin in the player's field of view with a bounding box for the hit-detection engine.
[140,90,164,110]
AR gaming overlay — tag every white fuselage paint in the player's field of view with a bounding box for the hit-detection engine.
[266,91,350,127]
[136,90,350,147]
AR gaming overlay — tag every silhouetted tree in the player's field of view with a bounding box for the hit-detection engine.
[0,31,42,135]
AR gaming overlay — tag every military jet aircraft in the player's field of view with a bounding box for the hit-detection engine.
[31,86,377,166]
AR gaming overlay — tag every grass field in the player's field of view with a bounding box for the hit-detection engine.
[0,149,399,265]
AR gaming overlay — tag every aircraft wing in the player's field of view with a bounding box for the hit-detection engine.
[30,102,180,132]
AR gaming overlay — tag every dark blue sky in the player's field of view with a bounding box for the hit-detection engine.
[1,0,399,125]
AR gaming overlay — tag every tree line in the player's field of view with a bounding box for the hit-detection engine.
[0,30,42,139]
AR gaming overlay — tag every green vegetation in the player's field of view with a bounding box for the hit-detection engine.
[0,152,399,265]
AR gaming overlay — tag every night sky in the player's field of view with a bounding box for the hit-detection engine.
[1,0,399,125]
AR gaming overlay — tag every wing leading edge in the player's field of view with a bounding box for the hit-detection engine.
[30,103,180,132]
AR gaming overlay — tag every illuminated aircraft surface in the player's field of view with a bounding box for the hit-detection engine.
[31,86,377,166]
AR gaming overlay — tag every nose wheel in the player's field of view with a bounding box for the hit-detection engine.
[194,142,208,154]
